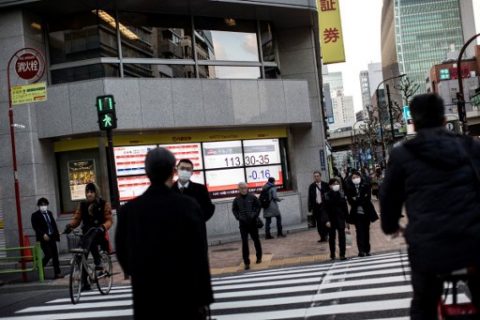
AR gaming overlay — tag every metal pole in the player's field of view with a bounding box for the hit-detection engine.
[457,33,480,135]
[386,84,395,142]
[376,89,386,167]
[106,129,119,210]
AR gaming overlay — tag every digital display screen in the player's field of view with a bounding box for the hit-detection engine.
[160,143,203,170]
[205,168,245,197]
[246,165,283,189]
[118,175,150,201]
[114,145,156,176]
[203,141,243,169]
[243,139,281,166]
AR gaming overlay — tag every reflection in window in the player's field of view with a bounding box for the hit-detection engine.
[198,66,260,79]
[51,64,119,84]
[194,17,259,62]
[260,22,275,62]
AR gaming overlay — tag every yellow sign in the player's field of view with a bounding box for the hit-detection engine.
[11,82,47,105]
[317,0,346,64]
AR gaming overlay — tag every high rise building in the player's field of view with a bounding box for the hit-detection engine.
[368,63,384,96]
[331,94,355,130]
[381,0,477,94]
[360,70,371,109]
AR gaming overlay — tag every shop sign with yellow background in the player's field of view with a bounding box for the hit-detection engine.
[11,82,47,105]
[317,0,346,64]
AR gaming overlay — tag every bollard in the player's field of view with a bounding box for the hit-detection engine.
[35,243,44,282]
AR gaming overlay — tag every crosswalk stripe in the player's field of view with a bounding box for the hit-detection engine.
[47,293,132,304]
[1,310,132,320]
[17,300,132,314]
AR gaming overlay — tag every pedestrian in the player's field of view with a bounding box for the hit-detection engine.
[380,93,480,319]
[116,147,213,320]
[172,158,215,221]
[64,182,113,290]
[232,182,262,270]
[31,198,63,279]
[308,171,330,242]
[262,177,285,239]
[324,179,348,260]
[345,171,378,257]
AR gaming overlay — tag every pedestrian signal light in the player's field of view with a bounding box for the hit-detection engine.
[96,95,117,130]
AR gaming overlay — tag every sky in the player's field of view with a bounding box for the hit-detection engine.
[327,0,480,112]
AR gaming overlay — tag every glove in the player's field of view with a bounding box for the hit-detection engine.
[98,225,106,233]
[63,224,72,234]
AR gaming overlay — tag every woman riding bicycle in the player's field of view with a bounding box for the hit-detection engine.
[64,182,113,290]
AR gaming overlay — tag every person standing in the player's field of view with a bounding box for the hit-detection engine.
[346,171,378,257]
[324,179,348,260]
[262,177,285,239]
[232,182,262,270]
[31,198,63,279]
[172,159,215,221]
[380,93,480,319]
[308,171,330,242]
[116,147,213,320]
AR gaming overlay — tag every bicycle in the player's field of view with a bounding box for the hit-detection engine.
[438,268,478,319]
[65,227,113,304]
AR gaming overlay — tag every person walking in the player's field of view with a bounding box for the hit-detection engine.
[324,179,348,261]
[308,171,330,242]
[232,182,262,270]
[262,177,285,239]
[380,93,480,319]
[116,147,213,320]
[172,158,215,221]
[31,197,63,279]
[345,171,378,257]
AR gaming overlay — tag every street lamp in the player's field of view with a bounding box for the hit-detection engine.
[375,73,406,166]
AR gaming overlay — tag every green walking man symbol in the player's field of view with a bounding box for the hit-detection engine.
[102,114,113,128]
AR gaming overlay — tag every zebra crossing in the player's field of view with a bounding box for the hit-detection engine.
[0,252,472,320]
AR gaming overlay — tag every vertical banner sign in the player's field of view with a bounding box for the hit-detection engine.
[317,0,346,64]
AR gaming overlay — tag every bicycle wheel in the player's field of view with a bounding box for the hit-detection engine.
[69,255,83,304]
[96,252,113,295]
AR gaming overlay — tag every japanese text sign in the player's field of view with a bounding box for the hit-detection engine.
[317,0,346,64]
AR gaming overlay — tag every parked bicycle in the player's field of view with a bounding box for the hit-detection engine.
[64,228,113,304]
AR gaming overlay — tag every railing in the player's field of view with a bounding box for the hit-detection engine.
[0,242,44,282]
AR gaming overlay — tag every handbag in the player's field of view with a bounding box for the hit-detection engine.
[256,217,264,229]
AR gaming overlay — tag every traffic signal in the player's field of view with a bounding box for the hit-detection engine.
[96,95,117,130]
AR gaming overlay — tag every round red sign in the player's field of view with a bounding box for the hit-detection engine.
[15,53,41,80]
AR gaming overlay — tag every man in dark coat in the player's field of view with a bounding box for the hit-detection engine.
[116,148,213,320]
[380,93,480,319]
[324,178,349,260]
[31,197,63,279]
[345,171,378,257]
[308,171,330,242]
[232,182,262,270]
[172,158,215,221]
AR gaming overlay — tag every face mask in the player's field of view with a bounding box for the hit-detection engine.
[178,170,192,182]
[352,178,361,185]
[39,206,48,212]
[331,185,340,192]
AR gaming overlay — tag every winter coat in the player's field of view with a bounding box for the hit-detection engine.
[307,181,329,212]
[346,180,378,224]
[232,193,261,226]
[262,183,281,218]
[172,181,215,221]
[380,128,480,273]
[324,190,348,229]
[31,210,60,242]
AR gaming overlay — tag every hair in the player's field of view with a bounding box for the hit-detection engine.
[238,182,248,188]
[85,182,99,194]
[351,170,361,178]
[410,93,445,130]
[145,147,177,185]
[177,158,194,168]
[37,197,49,206]
[268,177,275,183]
[313,170,321,176]
[328,178,340,185]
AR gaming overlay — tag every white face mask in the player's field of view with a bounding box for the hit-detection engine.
[331,185,340,192]
[178,170,192,182]
[39,206,48,212]
[352,178,361,185]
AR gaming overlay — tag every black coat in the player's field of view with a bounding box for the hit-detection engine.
[232,193,261,226]
[324,190,348,229]
[346,181,378,224]
[31,210,60,242]
[308,181,330,212]
[380,128,480,273]
[172,181,215,221]
[116,184,213,319]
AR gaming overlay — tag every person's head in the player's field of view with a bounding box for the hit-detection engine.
[37,197,49,212]
[410,93,445,130]
[313,170,322,183]
[268,177,275,184]
[329,178,341,192]
[238,182,248,195]
[177,159,194,183]
[85,182,100,203]
[351,171,362,185]
[145,147,177,187]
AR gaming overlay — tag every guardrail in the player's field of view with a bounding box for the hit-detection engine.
[0,242,44,282]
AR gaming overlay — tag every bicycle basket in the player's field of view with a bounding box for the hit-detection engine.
[67,233,82,252]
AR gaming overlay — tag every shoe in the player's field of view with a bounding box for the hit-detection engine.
[365,253,371,256]
[256,258,262,264]
[244,264,250,270]
[54,273,64,279]
[358,252,366,257]
[277,233,286,238]
[265,234,274,239]
[340,256,347,261]
[330,257,336,261]
[81,284,92,291]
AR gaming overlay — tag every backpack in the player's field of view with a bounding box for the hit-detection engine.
[259,186,272,209]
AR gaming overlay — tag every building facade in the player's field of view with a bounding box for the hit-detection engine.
[0,0,329,250]
[360,70,371,109]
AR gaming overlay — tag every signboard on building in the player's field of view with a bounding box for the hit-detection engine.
[160,143,203,169]
[68,160,96,201]
[317,0,346,64]
[114,145,156,176]
[11,82,47,105]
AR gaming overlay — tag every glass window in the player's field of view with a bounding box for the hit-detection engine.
[51,63,119,84]
[260,22,275,62]
[194,17,259,61]
[198,66,260,79]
